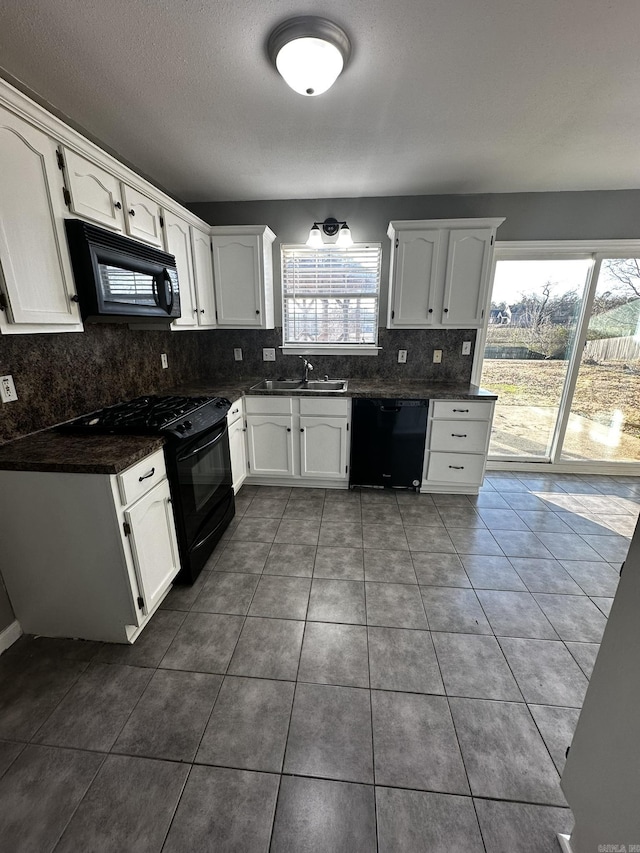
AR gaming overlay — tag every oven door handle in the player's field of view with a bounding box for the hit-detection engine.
[178,422,227,460]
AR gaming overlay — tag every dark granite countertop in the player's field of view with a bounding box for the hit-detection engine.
[172,379,497,401]
[0,431,165,474]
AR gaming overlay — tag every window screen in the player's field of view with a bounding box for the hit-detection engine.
[281,244,381,345]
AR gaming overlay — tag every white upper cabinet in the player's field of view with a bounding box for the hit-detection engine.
[211,226,276,328]
[0,106,82,333]
[191,226,217,328]
[121,184,164,247]
[387,218,504,329]
[388,229,444,326]
[61,148,125,231]
[163,209,197,327]
[442,228,494,326]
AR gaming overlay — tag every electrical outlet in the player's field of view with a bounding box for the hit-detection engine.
[433,349,443,364]
[160,353,168,369]
[234,348,243,361]
[397,349,407,364]
[262,348,276,362]
[462,341,472,356]
[0,374,18,403]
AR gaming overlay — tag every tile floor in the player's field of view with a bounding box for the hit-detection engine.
[0,472,638,852]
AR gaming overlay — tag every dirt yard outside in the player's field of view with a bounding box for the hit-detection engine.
[481,359,640,460]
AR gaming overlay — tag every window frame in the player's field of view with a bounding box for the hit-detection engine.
[280,241,383,356]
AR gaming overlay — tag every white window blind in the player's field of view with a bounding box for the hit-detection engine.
[282,243,381,346]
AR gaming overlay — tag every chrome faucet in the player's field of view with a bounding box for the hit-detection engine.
[300,357,314,383]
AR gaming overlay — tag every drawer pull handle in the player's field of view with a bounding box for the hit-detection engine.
[232,408,239,414]
[449,465,465,470]
[138,467,155,482]
[451,433,467,438]
[452,408,469,413]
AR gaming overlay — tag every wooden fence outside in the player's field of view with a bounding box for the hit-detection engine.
[584,336,640,362]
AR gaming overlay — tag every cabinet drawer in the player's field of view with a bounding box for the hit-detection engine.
[117,449,167,506]
[227,399,244,426]
[245,396,292,415]
[299,397,349,417]
[431,400,494,420]
[430,419,489,454]
[426,452,485,485]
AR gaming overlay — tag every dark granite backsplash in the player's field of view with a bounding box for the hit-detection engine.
[0,325,206,443]
[0,325,476,443]
[200,327,477,385]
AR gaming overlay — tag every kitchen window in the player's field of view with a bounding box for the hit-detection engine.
[281,243,382,355]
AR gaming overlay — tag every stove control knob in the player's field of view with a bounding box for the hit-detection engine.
[175,423,187,433]
[184,420,193,430]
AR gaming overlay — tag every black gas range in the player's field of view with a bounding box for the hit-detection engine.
[60,395,235,583]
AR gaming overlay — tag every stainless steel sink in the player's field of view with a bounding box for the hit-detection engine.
[250,379,303,391]
[300,380,348,392]
[249,378,349,393]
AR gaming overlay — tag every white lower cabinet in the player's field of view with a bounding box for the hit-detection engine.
[0,448,180,643]
[245,396,351,485]
[227,399,248,492]
[422,399,495,494]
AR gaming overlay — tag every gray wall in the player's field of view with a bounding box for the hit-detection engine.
[190,190,640,325]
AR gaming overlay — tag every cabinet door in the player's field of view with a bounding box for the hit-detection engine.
[191,226,217,327]
[442,228,492,326]
[121,184,164,247]
[300,416,349,480]
[212,234,263,326]
[163,210,197,328]
[246,415,294,477]
[62,148,125,231]
[390,230,443,327]
[228,417,248,492]
[124,479,180,616]
[0,107,81,328]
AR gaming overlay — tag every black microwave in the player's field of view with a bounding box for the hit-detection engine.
[65,219,181,321]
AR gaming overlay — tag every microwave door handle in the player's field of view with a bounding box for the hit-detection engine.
[163,269,174,313]
[151,275,160,307]
[179,423,227,460]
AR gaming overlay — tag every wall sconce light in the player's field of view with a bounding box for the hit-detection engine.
[306,217,353,248]
[267,17,351,97]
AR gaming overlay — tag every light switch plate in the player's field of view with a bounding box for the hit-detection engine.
[262,348,276,362]
[234,348,243,361]
[0,374,18,403]
[462,341,472,356]
[160,353,168,369]
[397,349,407,363]
[433,349,443,364]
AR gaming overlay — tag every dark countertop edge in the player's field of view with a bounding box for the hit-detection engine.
[0,434,165,475]
[172,381,498,402]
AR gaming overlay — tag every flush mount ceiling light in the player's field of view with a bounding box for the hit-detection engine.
[267,16,351,97]
[306,217,353,248]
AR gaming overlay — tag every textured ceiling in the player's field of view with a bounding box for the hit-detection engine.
[0,0,639,202]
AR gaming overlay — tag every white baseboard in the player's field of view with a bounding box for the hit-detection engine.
[0,620,22,655]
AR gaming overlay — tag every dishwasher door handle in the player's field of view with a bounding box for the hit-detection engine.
[380,406,402,413]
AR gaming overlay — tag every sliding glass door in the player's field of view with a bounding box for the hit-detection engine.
[478,248,640,467]
[480,257,592,460]
[561,258,640,462]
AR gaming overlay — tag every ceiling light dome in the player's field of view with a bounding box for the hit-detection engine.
[267,17,351,97]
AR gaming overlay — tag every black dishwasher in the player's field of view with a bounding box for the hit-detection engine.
[350,399,429,489]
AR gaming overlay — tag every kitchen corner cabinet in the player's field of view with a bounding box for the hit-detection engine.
[244,396,350,484]
[0,106,83,334]
[211,226,276,328]
[422,399,495,495]
[387,218,505,329]
[227,399,248,492]
[0,448,180,643]
[164,214,217,330]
